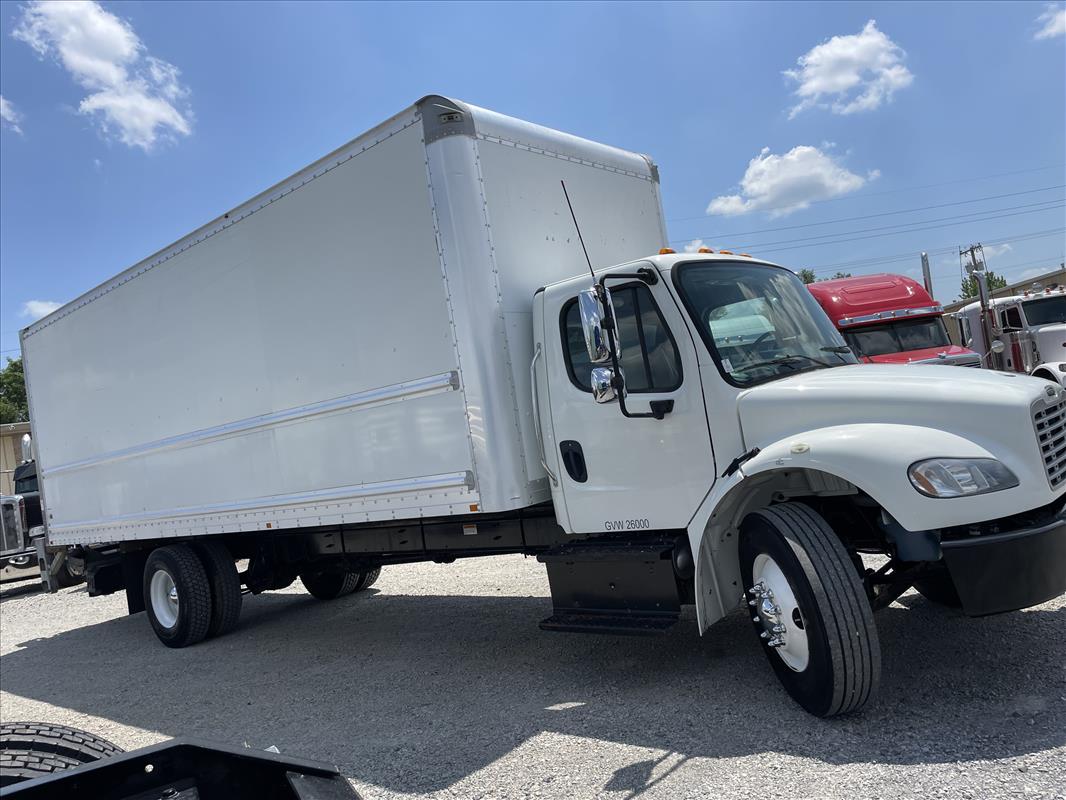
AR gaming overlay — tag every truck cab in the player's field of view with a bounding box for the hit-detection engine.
[807,273,980,367]
[955,287,1066,385]
[533,252,1066,715]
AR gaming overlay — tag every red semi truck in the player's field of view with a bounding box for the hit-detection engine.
[807,273,981,366]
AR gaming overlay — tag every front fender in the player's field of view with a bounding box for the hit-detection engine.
[741,423,1048,531]
[688,422,1054,634]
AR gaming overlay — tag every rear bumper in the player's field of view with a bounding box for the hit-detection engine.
[942,510,1066,616]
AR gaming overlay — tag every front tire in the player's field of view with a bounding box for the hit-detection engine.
[740,503,881,717]
[143,545,213,648]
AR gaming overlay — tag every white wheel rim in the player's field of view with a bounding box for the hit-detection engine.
[149,568,179,629]
[751,553,810,672]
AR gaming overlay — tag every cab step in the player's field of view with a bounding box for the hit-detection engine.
[537,536,684,636]
[539,610,677,636]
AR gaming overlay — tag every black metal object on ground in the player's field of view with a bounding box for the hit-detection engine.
[0,737,360,800]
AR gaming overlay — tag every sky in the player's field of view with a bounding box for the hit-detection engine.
[1,0,1064,363]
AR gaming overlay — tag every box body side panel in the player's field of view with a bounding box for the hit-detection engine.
[25,121,478,544]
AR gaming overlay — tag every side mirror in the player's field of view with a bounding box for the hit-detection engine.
[591,366,619,404]
[578,288,615,364]
[990,340,1006,354]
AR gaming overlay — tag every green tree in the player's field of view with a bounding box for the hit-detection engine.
[958,270,1008,301]
[822,271,853,281]
[797,268,816,284]
[0,358,29,424]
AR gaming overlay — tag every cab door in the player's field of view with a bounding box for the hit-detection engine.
[538,276,717,534]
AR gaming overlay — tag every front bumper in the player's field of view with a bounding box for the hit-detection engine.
[942,509,1066,616]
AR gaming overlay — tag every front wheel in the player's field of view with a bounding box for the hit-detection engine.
[740,503,881,717]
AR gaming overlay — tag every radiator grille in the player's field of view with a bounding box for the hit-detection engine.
[1034,396,1066,488]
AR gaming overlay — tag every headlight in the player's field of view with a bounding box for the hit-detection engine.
[908,458,1019,498]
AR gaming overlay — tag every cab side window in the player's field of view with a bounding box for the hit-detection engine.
[1001,306,1023,331]
[561,284,682,392]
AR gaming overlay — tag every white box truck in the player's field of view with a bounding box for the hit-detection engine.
[21,96,1066,716]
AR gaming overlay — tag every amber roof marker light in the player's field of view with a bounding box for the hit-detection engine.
[659,247,676,254]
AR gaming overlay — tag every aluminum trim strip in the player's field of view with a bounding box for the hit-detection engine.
[43,371,460,478]
[47,470,476,531]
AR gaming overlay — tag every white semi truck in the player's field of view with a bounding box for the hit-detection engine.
[21,96,1066,717]
[955,286,1066,384]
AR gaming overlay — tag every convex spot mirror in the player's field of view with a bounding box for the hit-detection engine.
[989,340,1006,354]
[591,366,622,404]
[578,288,618,364]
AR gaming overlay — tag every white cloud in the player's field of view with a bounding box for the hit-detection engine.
[0,95,23,134]
[707,145,876,217]
[981,243,1013,260]
[1034,3,1066,39]
[12,1,192,150]
[683,239,706,253]
[21,300,64,320]
[785,20,914,118]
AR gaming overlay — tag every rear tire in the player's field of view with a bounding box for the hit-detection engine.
[143,545,213,648]
[0,722,122,786]
[740,503,881,717]
[300,569,374,600]
[192,541,243,637]
[354,567,381,592]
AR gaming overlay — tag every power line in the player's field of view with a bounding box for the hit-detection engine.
[668,184,1064,244]
[667,163,1066,223]
[751,203,1064,256]
[804,227,1066,274]
[733,199,1062,252]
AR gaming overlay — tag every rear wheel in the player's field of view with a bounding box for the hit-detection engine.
[300,569,377,600]
[192,541,243,637]
[143,545,213,648]
[740,503,881,717]
[0,722,123,786]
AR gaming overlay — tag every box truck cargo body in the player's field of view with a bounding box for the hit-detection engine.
[22,97,664,544]
[21,96,1066,718]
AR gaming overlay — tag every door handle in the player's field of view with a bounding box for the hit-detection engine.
[559,440,588,483]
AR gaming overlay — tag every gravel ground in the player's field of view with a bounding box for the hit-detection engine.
[1,555,1064,799]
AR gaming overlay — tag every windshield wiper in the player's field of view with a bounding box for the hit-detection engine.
[736,353,834,373]
[820,345,853,363]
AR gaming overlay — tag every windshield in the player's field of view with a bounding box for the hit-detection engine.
[843,317,950,357]
[1022,295,1066,326]
[675,262,857,386]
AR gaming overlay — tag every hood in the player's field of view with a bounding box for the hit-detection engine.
[865,344,979,366]
[1034,323,1066,364]
[737,363,1052,454]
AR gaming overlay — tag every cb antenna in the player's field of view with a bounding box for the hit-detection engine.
[561,180,597,284]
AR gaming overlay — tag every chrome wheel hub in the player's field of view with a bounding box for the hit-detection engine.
[747,554,809,672]
[149,569,179,629]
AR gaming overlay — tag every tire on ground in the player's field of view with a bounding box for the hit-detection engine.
[0,722,123,787]
[300,569,375,600]
[739,502,881,717]
[354,567,381,592]
[192,540,243,637]
[53,558,83,588]
[142,544,213,648]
